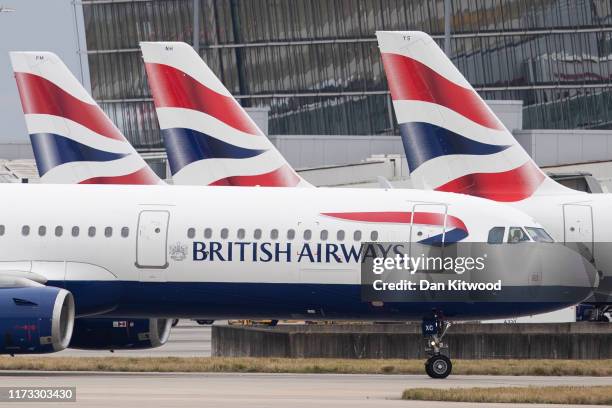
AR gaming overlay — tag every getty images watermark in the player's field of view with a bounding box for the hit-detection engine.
[358,241,562,303]
[370,251,501,292]
[0,387,76,402]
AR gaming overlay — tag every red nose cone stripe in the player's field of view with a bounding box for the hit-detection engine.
[145,62,260,136]
[14,72,125,141]
[208,164,301,187]
[434,161,545,202]
[78,167,161,185]
[321,211,467,233]
[381,53,504,131]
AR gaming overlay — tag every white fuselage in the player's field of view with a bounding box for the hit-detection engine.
[511,189,612,302]
[0,184,597,320]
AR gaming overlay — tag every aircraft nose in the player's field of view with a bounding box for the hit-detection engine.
[539,243,599,303]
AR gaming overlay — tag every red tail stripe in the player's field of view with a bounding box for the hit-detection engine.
[435,161,545,202]
[321,211,467,232]
[208,164,300,187]
[78,167,161,185]
[145,63,260,136]
[14,72,125,141]
[381,53,504,131]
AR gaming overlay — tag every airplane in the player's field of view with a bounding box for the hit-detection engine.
[1,47,598,378]
[11,52,163,185]
[140,41,311,187]
[0,179,597,377]
[376,30,612,321]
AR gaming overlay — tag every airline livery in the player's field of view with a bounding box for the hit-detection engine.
[0,44,600,379]
[141,41,310,187]
[0,180,597,378]
[377,31,612,317]
[10,52,163,185]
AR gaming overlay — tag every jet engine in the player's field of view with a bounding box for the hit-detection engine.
[0,286,75,354]
[69,318,172,350]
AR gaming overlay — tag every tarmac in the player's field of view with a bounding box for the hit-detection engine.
[5,321,610,407]
[1,371,610,408]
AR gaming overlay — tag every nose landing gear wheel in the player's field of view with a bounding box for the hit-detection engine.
[425,355,452,379]
[422,313,452,379]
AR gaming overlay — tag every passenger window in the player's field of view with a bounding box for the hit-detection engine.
[525,227,554,243]
[508,227,530,243]
[354,230,362,241]
[287,229,295,240]
[320,230,328,240]
[221,228,229,239]
[71,226,79,237]
[0,225,4,236]
[55,226,63,237]
[187,228,195,239]
[487,227,505,244]
[303,229,312,240]
[270,229,279,240]
[254,229,262,240]
[237,228,245,239]
[22,225,30,236]
[204,228,212,239]
[370,231,378,241]
[105,227,113,238]
[121,227,129,238]
[337,230,345,241]
[88,226,96,237]
[38,226,46,237]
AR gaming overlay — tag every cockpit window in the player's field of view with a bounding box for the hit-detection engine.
[507,227,530,243]
[525,227,555,243]
[487,227,505,244]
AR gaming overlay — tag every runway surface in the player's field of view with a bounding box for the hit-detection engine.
[46,321,212,357]
[9,322,611,407]
[1,371,610,408]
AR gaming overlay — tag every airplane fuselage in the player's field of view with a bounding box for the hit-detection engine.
[0,184,597,321]
[512,190,612,303]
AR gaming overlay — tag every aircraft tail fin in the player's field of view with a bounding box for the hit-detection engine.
[140,41,311,187]
[376,31,567,201]
[10,52,163,184]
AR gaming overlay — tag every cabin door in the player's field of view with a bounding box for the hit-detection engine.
[409,203,447,270]
[136,210,170,281]
[563,204,594,262]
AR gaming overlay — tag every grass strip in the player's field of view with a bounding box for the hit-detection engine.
[0,357,611,376]
[402,385,612,405]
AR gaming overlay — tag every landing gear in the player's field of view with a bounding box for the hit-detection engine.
[577,304,611,322]
[594,305,611,322]
[195,320,215,325]
[422,314,452,379]
[425,355,452,379]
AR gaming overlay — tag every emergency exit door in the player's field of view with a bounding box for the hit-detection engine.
[563,204,594,261]
[136,210,170,275]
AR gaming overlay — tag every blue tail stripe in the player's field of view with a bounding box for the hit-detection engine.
[162,128,268,175]
[418,228,469,246]
[400,122,510,171]
[30,133,129,177]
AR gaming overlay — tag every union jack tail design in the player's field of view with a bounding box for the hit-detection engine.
[140,41,311,187]
[10,52,163,185]
[376,31,567,202]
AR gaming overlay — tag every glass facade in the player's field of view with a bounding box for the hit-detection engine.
[83,0,612,149]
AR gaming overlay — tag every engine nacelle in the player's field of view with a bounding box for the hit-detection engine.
[0,286,75,354]
[69,318,172,350]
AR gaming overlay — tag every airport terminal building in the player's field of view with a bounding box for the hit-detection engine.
[84,0,612,146]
